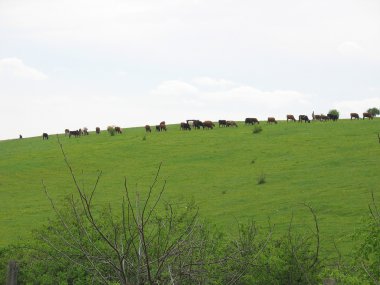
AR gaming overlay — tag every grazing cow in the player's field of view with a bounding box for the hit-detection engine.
[65,129,70,136]
[193,120,203,129]
[42,133,49,140]
[155,125,161,132]
[69,130,80,138]
[145,125,151,133]
[267,117,277,124]
[96,127,100,134]
[363,112,373,120]
[218,120,227,127]
[327,114,338,121]
[180,122,191,131]
[226,120,238,127]
[298,115,310,123]
[320,115,329,121]
[203,121,215,129]
[350,113,360,120]
[286,115,296,122]
[314,114,321,121]
[115,126,122,134]
[245,118,259,125]
[83,127,89,135]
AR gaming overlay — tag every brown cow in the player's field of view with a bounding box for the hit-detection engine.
[245,118,259,125]
[145,125,151,132]
[314,114,321,121]
[267,117,277,124]
[96,127,100,134]
[226,120,238,127]
[115,126,122,134]
[363,112,373,120]
[286,115,296,122]
[350,113,360,120]
[203,121,215,129]
[320,115,329,121]
[159,122,167,131]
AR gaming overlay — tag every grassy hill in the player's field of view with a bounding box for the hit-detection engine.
[1,119,379,257]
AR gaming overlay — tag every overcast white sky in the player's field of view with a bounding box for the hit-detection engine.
[1,0,379,139]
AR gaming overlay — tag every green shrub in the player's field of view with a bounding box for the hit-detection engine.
[253,125,263,134]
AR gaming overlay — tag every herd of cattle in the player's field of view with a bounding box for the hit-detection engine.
[40,112,376,139]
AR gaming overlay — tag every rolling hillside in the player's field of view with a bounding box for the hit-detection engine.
[1,119,379,256]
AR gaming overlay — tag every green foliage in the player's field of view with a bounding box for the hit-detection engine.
[367,107,380,117]
[352,193,380,283]
[328,109,340,118]
[257,171,266,184]
[253,125,263,133]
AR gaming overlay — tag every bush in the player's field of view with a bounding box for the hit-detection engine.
[257,172,266,184]
[367,107,380,117]
[253,125,263,134]
[328,109,340,118]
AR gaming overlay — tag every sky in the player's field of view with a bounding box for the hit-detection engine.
[0,0,379,140]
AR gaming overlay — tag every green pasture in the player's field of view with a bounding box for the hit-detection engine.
[1,119,380,257]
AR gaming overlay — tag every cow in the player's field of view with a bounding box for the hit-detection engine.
[83,127,89,135]
[226,120,238,127]
[42,133,49,140]
[350,113,360,120]
[286,115,296,122]
[69,130,80,138]
[155,125,161,132]
[363,112,373,120]
[145,125,151,133]
[320,115,329,121]
[314,114,321,121]
[180,122,191,131]
[267,117,277,124]
[327,114,338,121]
[203,121,215,129]
[115,127,122,134]
[193,120,203,129]
[65,129,70,136]
[298,115,311,123]
[160,122,167,131]
[19,134,22,139]
[96,127,100,134]
[218,120,227,127]
[245,118,259,125]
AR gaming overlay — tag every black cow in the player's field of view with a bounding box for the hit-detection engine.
[69,130,80,138]
[180,122,191,131]
[327,114,338,121]
[218,120,227,127]
[298,115,310,123]
[193,120,204,129]
[245,118,259,125]
[42,133,49,140]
